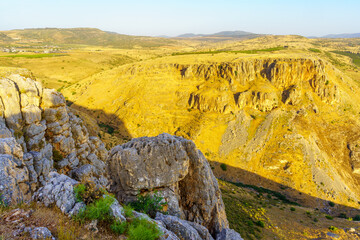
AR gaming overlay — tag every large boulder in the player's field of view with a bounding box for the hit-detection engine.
[108,133,190,196]
[108,133,229,235]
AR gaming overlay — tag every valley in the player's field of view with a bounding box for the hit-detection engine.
[1,28,360,239]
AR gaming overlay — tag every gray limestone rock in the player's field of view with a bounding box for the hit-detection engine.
[24,227,55,240]
[155,213,209,240]
[216,228,244,240]
[108,133,229,235]
[33,172,78,214]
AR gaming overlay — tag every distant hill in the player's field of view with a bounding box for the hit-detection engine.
[177,30,259,39]
[322,33,360,38]
[0,28,175,48]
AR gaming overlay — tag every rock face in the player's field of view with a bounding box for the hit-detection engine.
[108,133,229,235]
[155,212,214,240]
[32,172,81,214]
[0,138,30,205]
[176,59,339,113]
[216,228,243,240]
[0,74,108,204]
[348,141,360,174]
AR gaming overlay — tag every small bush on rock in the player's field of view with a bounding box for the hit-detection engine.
[130,192,167,218]
[53,149,64,163]
[74,184,86,203]
[74,181,106,205]
[110,220,128,235]
[82,195,115,221]
[128,218,162,240]
[123,204,135,218]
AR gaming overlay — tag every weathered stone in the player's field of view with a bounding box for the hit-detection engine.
[216,228,244,240]
[22,105,41,125]
[33,172,78,214]
[0,78,22,130]
[155,220,181,240]
[0,154,29,205]
[70,164,95,181]
[24,227,55,240]
[0,137,23,161]
[188,221,215,240]
[108,133,190,196]
[69,202,86,216]
[41,89,66,108]
[178,138,229,234]
[155,213,206,240]
[108,133,229,235]
[108,198,126,222]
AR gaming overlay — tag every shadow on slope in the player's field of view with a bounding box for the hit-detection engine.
[210,162,360,239]
[211,161,360,214]
[66,101,132,149]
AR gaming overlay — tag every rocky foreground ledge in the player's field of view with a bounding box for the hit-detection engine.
[0,74,242,239]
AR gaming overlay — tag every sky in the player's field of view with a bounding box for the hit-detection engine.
[0,0,359,37]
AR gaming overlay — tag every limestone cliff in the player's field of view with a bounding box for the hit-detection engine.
[0,73,108,204]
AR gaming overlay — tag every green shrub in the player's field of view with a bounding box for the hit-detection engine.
[309,48,321,53]
[328,201,335,207]
[127,218,162,240]
[290,207,296,211]
[123,204,135,218]
[82,195,115,221]
[98,123,115,134]
[74,181,106,205]
[52,149,64,162]
[255,220,265,228]
[110,220,128,235]
[329,226,338,232]
[13,129,23,139]
[313,218,318,222]
[220,163,227,171]
[130,192,166,218]
[354,215,360,221]
[338,213,347,219]
[325,215,334,220]
[74,184,86,203]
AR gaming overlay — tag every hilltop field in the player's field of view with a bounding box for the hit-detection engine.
[1,28,360,239]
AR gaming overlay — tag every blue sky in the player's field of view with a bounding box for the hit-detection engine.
[0,0,359,36]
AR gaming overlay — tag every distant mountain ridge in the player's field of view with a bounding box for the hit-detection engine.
[0,28,174,48]
[177,30,258,38]
[322,33,360,38]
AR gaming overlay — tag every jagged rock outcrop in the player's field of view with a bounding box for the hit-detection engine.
[175,59,340,113]
[216,228,243,240]
[23,227,55,240]
[108,133,229,235]
[0,74,109,204]
[0,138,30,205]
[156,212,214,240]
[32,172,82,214]
[348,141,360,174]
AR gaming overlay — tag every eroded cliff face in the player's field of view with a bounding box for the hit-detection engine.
[176,59,339,113]
[66,55,360,208]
